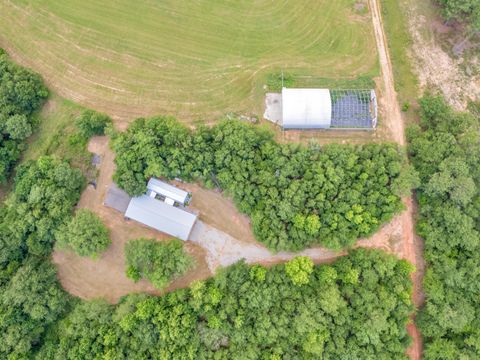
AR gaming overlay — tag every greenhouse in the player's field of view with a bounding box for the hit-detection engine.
[265,88,377,129]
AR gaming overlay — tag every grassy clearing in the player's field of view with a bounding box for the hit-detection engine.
[266,73,376,91]
[381,0,419,122]
[23,94,94,178]
[0,0,378,123]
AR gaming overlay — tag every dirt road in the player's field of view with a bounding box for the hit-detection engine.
[369,0,405,146]
[369,0,424,358]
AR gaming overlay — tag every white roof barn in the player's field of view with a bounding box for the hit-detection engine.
[125,195,197,241]
[282,88,332,129]
[123,178,196,241]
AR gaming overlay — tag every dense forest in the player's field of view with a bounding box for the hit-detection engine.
[38,249,413,359]
[0,156,84,358]
[438,0,480,30]
[0,50,48,182]
[408,95,480,359]
[112,118,415,251]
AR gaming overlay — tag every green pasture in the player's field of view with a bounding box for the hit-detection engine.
[0,0,378,122]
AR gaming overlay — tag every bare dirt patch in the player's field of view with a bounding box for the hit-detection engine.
[406,1,480,110]
[173,181,257,245]
[52,136,211,303]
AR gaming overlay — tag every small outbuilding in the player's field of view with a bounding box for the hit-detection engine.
[146,178,189,205]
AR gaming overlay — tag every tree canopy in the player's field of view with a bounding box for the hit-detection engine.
[75,109,112,138]
[125,238,194,289]
[0,156,84,359]
[438,0,480,30]
[112,117,416,251]
[0,50,48,182]
[0,258,68,358]
[39,249,414,359]
[408,95,480,359]
[55,209,111,258]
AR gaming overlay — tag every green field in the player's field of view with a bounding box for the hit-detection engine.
[0,0,378,123]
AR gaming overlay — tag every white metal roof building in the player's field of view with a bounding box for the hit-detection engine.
[147,178,189,205]
[125,195,197,241]
[280,87,377,129]
[282,88,332,129]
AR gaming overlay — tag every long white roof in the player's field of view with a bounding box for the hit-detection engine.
[125,195,197,241]
[147,178,188,204]
[282,88,332,128]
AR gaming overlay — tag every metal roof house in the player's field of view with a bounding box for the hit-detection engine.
[125,179,196,241]
[266,87,378,129]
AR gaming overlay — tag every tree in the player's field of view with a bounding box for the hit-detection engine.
[75,109,112,138]
[0,156,84,264]
[55,209,110,258]
[4,114,32,140]
[438,0,480,30]
[39,249,414,359]
[0,258,68,358]
[285,256,314,286]
[0,50,48,182]
[409,94,480,358]
[125,238,194,289]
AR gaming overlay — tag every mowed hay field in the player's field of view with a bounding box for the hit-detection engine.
[0,0,378,125]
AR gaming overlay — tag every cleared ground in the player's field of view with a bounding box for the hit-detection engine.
[0,0,377,126]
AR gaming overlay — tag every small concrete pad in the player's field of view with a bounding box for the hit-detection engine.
[104,183,131,213]
[263,93,282,124]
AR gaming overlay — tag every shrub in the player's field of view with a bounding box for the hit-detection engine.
[75,109,112,138]
[125,238,194,289]
[55,209,110,258]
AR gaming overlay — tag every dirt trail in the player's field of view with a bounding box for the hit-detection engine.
[189,221,342,271]
[369,0,405,146]
[369,0,424,358]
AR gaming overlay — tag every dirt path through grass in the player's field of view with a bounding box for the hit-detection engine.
[369,0,423,358]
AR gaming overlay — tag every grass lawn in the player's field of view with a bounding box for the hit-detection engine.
[0,0,378,124]
[381,0,419,119]
[23,94,94,177]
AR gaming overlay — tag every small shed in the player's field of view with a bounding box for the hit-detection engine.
[125,195,197,241]
[147,178,189,205]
